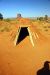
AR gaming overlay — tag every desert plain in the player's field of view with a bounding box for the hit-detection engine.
[0,18,50,75]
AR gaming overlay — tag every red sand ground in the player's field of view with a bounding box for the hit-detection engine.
[0,19,50,75]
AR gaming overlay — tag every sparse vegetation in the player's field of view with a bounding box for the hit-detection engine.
[44,15,48,21]
[43,26,47,28]
[0,26,10,32]
[37,17,44,21]
[4,18,11,22]
[44,29,48,31]
[0,13,3,20]
[0,17,50,38]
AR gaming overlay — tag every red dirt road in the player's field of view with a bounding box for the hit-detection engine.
[0,32,50,75]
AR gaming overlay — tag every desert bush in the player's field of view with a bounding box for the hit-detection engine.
[37,17,44,21]
[37,17,39,20]
[0,13,3,20]
[45,29,48,31]
[5,18,11,22]
[38,17,44,21]
[44,15,48,21]
[0,26,10,32]
[43,26,47,28]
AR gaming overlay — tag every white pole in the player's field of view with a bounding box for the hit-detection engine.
[28,27,34,47]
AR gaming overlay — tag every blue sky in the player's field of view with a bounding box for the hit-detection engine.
[0,0,50,18]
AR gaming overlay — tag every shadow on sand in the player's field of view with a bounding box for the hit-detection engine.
[37,61,50,75]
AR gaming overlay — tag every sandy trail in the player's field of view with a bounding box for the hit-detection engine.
[0,31,50,75]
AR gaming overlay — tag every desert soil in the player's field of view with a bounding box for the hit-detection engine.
[0,19,50,75]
